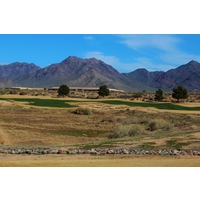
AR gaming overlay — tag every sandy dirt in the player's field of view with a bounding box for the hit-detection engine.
[0,154,200,167]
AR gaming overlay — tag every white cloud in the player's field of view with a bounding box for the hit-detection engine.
[84,51,136,72]
[84,34,200,72]
[160,51,200,66]
[132,57,175,71]
[0,62,9,65]
[84,51,174,72]
[119,34,180,52]
[83,36,94,40]
[118,34,200,68]
[85,51,119,65]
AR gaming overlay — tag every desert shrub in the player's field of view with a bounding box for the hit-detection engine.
[133,92,143,98]
[108,124,144,139]
[0,89,6,95]
[128,125,143,136]
[163,123,174,131]
[107,133,120,139]
[115,125,130,138]
[148,121,157,131]
[139,118,150,124]
[101,117,115,123]
[73,107,92,115]
[9,90,18,94]
[147,119,164,131]
[87,94,98,99]
[123,117,138,125]
[19,91,27,95]
[83,108,92,115]
[147,119,172,132]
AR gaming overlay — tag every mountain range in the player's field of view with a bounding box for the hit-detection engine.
[0,56,200,92]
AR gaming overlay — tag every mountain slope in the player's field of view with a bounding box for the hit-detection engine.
[0,62,41,88]
[0,77,19,88]
[1,57,200,92]
[0,62,41,79]
[124,60,200,92]
[15,56,135,91]
[123,68,164,90]
[154,60,200,91]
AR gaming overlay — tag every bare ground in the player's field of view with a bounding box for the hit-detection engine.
[0,154,200,167]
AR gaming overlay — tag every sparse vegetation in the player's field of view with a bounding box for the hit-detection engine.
[73,107,92,115]
[147,119,166,131]
[19,91,27,95]
[128,125,144,136]
[0,94,200,166]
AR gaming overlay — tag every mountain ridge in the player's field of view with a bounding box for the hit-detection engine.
[1,57,200,92]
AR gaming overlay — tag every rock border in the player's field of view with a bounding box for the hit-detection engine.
[0,148,200,156]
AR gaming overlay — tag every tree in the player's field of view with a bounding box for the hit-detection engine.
[172,86,188,102]
[98,85,110,97]
[58,84,70,97]
[155,88,164,101]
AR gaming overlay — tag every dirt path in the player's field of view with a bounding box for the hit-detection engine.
[0,154,200,167]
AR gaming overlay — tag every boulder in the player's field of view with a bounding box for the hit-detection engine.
[192,151,198,156]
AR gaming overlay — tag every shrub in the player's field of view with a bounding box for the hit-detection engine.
[83,108,92,115]
[148,121,157,131]
[73,107,92,115]
[19,91,27,95]
[0,90,6,95]
[128,125,143,136]
[107,133,120,139]
[9,90,18,94]
[133,92,143,98]
[147,119,173,132]
[108,124,144,139]
[147,119,164,131]
[164,123,174,131]
[115,125,129,138]
[123,117,138,125]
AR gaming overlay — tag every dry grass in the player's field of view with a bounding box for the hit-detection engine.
[0,95,200,166]
[0,154,200,167]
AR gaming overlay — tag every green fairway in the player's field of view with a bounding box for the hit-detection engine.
[0,98,76,108]
[1,97,200,110]
[98,100,200,111]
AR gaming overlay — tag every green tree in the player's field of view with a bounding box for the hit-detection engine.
[98,85,110,97]
[58,84,70,97]
[172,86,188,102]
[155,88,164,101]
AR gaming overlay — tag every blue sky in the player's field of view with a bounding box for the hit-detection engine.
[1,34,200,73]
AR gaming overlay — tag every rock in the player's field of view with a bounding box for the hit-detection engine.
[123,149,129,154]
[58,149,66,154]
[181,150,186,155]
[83,150,90,154]
[192,151,198,156]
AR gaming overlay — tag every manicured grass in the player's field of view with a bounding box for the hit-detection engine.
[1,97,200,110]
[98,100,200,111]
[0,98,76,108]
